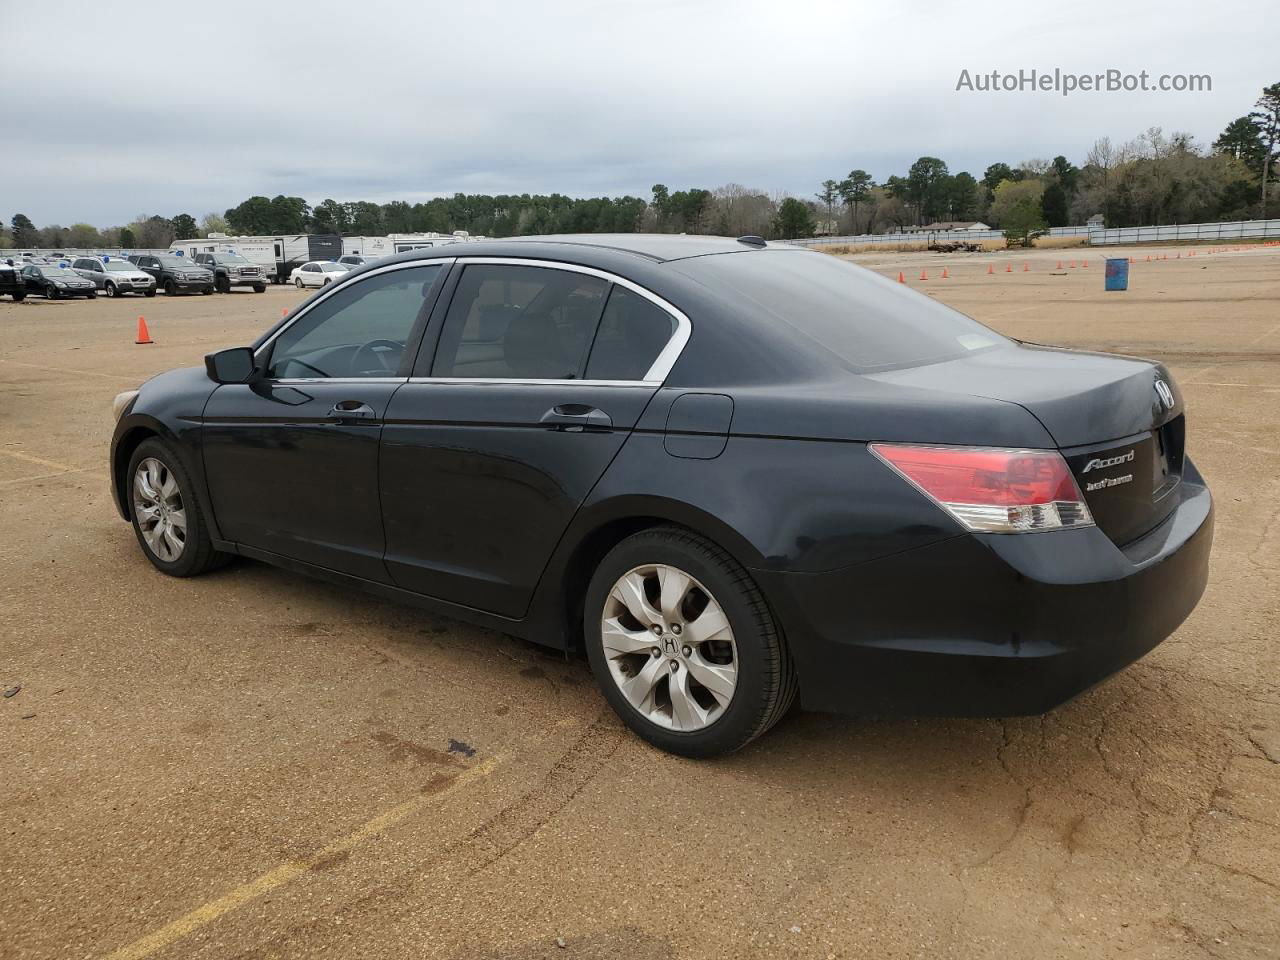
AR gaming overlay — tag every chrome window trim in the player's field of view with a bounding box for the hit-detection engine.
[273,377,408,385]
[405,377,660,388]
[441,256,691,384]
[254,258,456,364]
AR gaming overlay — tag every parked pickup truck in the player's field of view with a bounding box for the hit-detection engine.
[192,252,269,293]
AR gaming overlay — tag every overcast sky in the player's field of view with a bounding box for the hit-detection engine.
[3,0,1274,227]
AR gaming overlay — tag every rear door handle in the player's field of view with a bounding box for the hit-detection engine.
[539,404,612,432]
[327,400,377,421]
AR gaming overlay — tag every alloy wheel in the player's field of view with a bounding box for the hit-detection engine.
[600,563,738,731]
[132,457,187,562]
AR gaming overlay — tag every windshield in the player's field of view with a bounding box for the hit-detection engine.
[106,261,138,272]
[677,250,1009,373]
[321,262,348,272]
[217,253,251,264]
[157,255,197,268]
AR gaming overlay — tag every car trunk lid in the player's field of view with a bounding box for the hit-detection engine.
[868,343,1184,545]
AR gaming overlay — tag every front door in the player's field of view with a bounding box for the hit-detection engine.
[380,261,682,617]
[201,262,446,580]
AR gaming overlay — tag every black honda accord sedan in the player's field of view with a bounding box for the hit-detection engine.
[109,235,1213,757]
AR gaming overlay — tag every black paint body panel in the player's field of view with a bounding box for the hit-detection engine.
[109,237,1214,719]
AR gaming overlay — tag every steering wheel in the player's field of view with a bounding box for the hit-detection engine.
[350,339,404,376]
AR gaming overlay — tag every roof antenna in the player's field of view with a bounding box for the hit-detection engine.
[737,236,766,247]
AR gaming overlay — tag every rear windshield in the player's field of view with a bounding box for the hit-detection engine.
[678,250,1008,373]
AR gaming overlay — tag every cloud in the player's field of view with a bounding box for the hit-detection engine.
[3,0,1272,225]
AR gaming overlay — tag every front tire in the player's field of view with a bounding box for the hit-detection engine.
[163,280,176,296]
[584,527,796,758]
[144,289,156,298]
[295,278,304,289]
[215,275,231,294]
[105,281,118,298]
[253,283,266,293]
[126,439,227,577]
[46,286,59,300]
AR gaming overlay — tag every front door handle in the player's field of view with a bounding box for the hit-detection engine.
[539,404,612,432]
[327,400,377,421]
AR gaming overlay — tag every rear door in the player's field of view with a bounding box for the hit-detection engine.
[380,259,686,617]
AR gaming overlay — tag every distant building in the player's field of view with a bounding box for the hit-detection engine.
[918,220,991,232]
[1086,213,1106,227]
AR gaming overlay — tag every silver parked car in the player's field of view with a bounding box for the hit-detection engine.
[72,257,157,298]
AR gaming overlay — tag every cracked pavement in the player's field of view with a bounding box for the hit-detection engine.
[1,244,1278,959]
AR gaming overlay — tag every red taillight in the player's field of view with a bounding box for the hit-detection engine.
[870,443,1094,533]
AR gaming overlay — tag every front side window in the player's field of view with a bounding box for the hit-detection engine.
[266,265,441,379]
[431,264,608,379]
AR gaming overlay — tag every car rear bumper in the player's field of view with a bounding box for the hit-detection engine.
[755,460,1213,717]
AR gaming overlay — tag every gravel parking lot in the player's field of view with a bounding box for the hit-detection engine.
[2,245,1278,959]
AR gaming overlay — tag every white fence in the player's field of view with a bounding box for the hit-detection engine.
[790,218,1280,248]
[1086,219,1280,245]
[786,225,1090,248]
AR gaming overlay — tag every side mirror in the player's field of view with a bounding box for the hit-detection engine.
[204,347,260,384]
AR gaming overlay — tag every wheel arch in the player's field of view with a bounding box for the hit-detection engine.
[539,495,767,653]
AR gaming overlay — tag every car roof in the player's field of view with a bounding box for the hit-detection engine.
[504,234,776,262]
[373,234,776,268]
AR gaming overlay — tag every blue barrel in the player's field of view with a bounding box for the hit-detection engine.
[1105,257,1129,291]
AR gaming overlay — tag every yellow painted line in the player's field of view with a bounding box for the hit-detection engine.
[0,447,79,472]
[103,756,500,960]
[0,357,142,382]
[0,466,96,486]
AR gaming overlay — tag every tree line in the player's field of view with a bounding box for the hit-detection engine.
[4,82,1276,249]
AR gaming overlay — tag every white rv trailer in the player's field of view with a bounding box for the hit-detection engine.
[340,233,468,259]
[169,234,343,283]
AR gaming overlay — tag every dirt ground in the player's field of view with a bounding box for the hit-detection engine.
[2,244,1278,960]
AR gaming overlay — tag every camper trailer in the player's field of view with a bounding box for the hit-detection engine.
[169,234,342,283]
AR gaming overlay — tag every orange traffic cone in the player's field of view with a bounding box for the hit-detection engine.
[1082,260,1089,268]
[987,263,994,275]
[919,269,928,280]
[135,316,153,345]
[941,267,949,279]
[1146,255,1152,262]
[897,271,905,283]
[1070,260,1076,268]
[1057,260,1063,270]
[282,307,288,317]
[1005,263,1012,273]
[1023,262,1029,272]
[1129,257,1134,264]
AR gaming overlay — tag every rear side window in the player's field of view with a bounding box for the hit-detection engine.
[677,251,1008,373]
[431,264,608,379]
[585,286,676,381]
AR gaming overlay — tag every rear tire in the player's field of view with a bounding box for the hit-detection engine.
[584,527,797,758]
[126,439,229,578]
[12,291,24,302]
